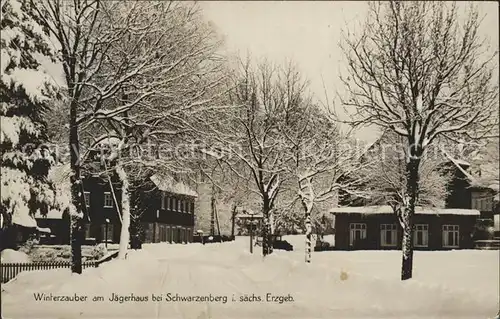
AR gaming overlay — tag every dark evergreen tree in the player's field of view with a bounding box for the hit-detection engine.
[1,0,59,249]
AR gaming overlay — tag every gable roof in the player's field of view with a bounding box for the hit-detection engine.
[150,174,198,197]
[330,205,480,216]
[440,147,498,194]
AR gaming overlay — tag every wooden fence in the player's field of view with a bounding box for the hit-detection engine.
[1,261,97,284]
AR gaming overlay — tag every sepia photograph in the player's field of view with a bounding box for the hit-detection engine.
[0,0,499,318]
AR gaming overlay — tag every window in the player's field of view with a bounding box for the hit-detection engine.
[104,192,113,208]
[471,192,493,211]
[167,226,172,243]
[161,193,165,209]
[101,224,113,243]
[180,200,184,213]
[159,224,167,242]
[380,224,398,247]
[414,224,429,247]
[83,192,90,207]
[442,225,459,248]
[349,223,367,246]
[84,224,92,239]
[166,196,170,210]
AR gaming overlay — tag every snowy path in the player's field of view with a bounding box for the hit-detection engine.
[1,237,499,319]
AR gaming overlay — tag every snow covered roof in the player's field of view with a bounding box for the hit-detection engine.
[12,213,37,228]
[35,209,64,219]
[150,174,197,197]
[36,227,51,233]
[236,210,263,219]
[330,205,480,216]
[444,152,499,193]
[470,178,499,191]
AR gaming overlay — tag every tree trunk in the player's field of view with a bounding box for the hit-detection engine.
[400,158,420,281]
[210,193,216,236]
[262,199,273,256]
[305,214,312,263]
[270,210,275,235]
[117,165,130,259]
[231,204,237,238]
[69,99,83,274]
[214,201,221,240]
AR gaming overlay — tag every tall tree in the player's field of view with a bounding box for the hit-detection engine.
[341,1,498,280]
[284,106,370,262]
[0,0,61,246]
[211,58,311,256]
[33,0,228,267]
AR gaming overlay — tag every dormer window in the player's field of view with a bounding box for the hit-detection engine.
[471,192,493,211]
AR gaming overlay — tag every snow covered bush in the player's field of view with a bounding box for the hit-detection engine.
[17,236,39,254]
[91,243,108,260]
[1,0,60,234]
[29,246,94,262]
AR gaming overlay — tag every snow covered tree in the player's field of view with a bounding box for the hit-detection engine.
[0,0,61,247]
[360,130,453,214]
[32,0,228,267]
[340,1,498,280]
[284,106,369,262]
[210,58,314,256]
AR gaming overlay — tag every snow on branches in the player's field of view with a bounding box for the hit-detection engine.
[1,0,61,228]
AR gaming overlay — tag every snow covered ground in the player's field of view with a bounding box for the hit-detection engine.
[1,236,499,319]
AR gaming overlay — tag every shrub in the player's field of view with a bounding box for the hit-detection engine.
[18,237,39,255]
[91,243,108,260]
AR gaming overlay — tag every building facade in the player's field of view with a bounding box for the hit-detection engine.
[34,166,197,245]
[332,152,498,250]
[138,174,197,244]
[331,206,479,250]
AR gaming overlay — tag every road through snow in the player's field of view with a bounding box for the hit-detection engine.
[1,237,498,319]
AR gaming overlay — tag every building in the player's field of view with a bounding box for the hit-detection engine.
[331,131,498,250]
[445,156,499,235]
[34,165,197,245]
[331,155,498,250]
[331,205,479,250]
[139,174,197,244]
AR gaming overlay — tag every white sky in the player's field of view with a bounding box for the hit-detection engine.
[200,1,499,142]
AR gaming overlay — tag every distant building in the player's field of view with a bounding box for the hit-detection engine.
[331,132,499,250]
[33,165,197,245]
[139,174,197,244]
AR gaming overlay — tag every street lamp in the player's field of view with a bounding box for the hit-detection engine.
[105,218,110,248]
